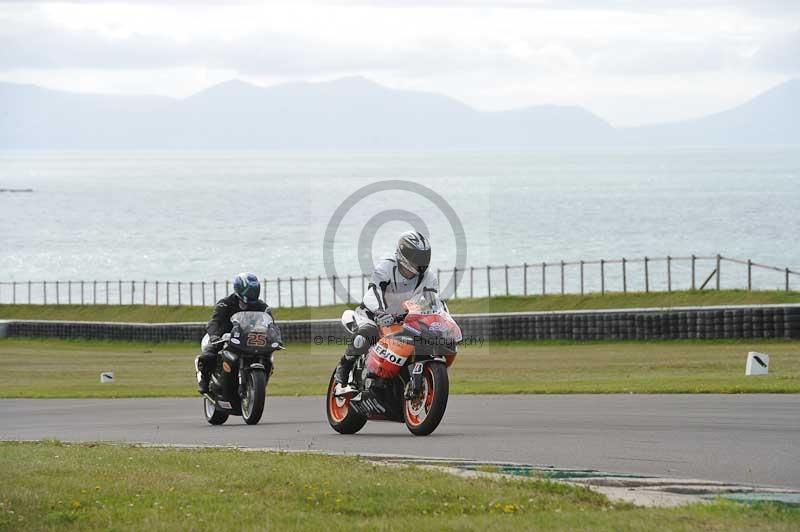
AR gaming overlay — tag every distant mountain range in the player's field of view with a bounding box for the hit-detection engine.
[1,76,798,149]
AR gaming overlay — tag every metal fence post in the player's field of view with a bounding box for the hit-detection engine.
[523,263,528,296]
[143,280,147,305]
[166,281,170,305]
[80,280,84,305]
[105,281,109,304]
[541,262,546,295]
[118,280,122,304]
[667,256,672,293]
[277,278,282,307]
[453,267,459,298]
[201,281,205,306]
[155,281,160,305]
[213,281,218,302]
[304,276,308,307]
[28,281,31,304]
[131,280,135,305]
[620,258,626,293]
[346,275,350,304]
[716,254,721,290]
[560,261,565,295]
[56,281,60,304]
[290,276,295,307]
[43,281,47,304]
[67,280,71,304]
[691,255,696,290]
[12,281,16,304]
[189,282,194,306]
[317,275,322,307]
[786,268,790,292]
[486,266,491,298]
[600,259,605,295]
[470,267,474,298]
[504,264,509,296]
[225,281,230,296]
[644,257,649,293]
[580,261,584,295]
[177,282,181,306]
[93,280,97,304]
[332,276,337,305]
[746,260,752,291]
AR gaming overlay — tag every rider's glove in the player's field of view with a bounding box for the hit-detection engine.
[373,310,395,327]
[209,335,222,344]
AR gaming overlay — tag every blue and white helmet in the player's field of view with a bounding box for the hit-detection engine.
[233,272,261,304]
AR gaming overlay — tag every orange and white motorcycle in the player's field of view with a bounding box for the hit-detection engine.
[326,291,462,436]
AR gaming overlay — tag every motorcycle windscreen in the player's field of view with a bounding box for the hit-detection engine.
[229,311,282,354]
[366,336,414,378]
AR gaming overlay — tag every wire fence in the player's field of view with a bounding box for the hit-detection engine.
[1,254,797,308]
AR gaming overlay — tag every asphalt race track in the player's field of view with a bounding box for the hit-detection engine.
[1,395,798,489]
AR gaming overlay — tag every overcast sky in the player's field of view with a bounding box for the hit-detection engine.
[1,1,799,126]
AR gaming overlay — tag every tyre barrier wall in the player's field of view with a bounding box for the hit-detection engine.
[1,305,799,343]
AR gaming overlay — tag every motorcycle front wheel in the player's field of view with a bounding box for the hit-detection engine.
[404,362,449,436]
[242,369,266,425]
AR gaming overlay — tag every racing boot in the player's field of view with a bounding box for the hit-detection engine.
[333,353,357,396]
[195,354,213,394]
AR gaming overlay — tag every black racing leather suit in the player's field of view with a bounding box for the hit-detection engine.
[198,294,271,370]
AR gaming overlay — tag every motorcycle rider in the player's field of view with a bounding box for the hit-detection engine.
[334,231,438,392]
[196,272,271,394]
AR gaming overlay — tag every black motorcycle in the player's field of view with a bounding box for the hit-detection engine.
[200,311,283,425]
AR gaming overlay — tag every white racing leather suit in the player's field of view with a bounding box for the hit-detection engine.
[335,257,438,383]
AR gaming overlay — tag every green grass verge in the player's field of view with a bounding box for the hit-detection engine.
[1,338,798,398]
[2,289,799,323]
[0,441,797,531]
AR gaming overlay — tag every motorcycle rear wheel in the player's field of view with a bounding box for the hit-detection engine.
[203,396,229,425]
[404,362,449,436]
[326,373,367,434]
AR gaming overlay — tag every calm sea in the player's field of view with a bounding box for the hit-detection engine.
[1,148,798,299]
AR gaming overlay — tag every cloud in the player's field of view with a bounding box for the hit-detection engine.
[753,30,800,72]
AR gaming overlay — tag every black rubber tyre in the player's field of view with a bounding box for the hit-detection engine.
[242,369,266,425]
[203,396,229,425]
[404,362,449,436]
[326,372,367,434]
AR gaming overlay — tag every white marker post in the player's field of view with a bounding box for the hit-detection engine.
[745,352,769,376]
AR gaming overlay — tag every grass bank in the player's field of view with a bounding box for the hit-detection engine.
[0,441,797,531]
[1,338,798,398]
[2,289,799,323]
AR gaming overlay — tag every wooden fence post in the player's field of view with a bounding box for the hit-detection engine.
[523,263,528,296]
[667,256,672,293]
[622,258,627,293]
[541,262,546,295]
[600,259,605,295]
